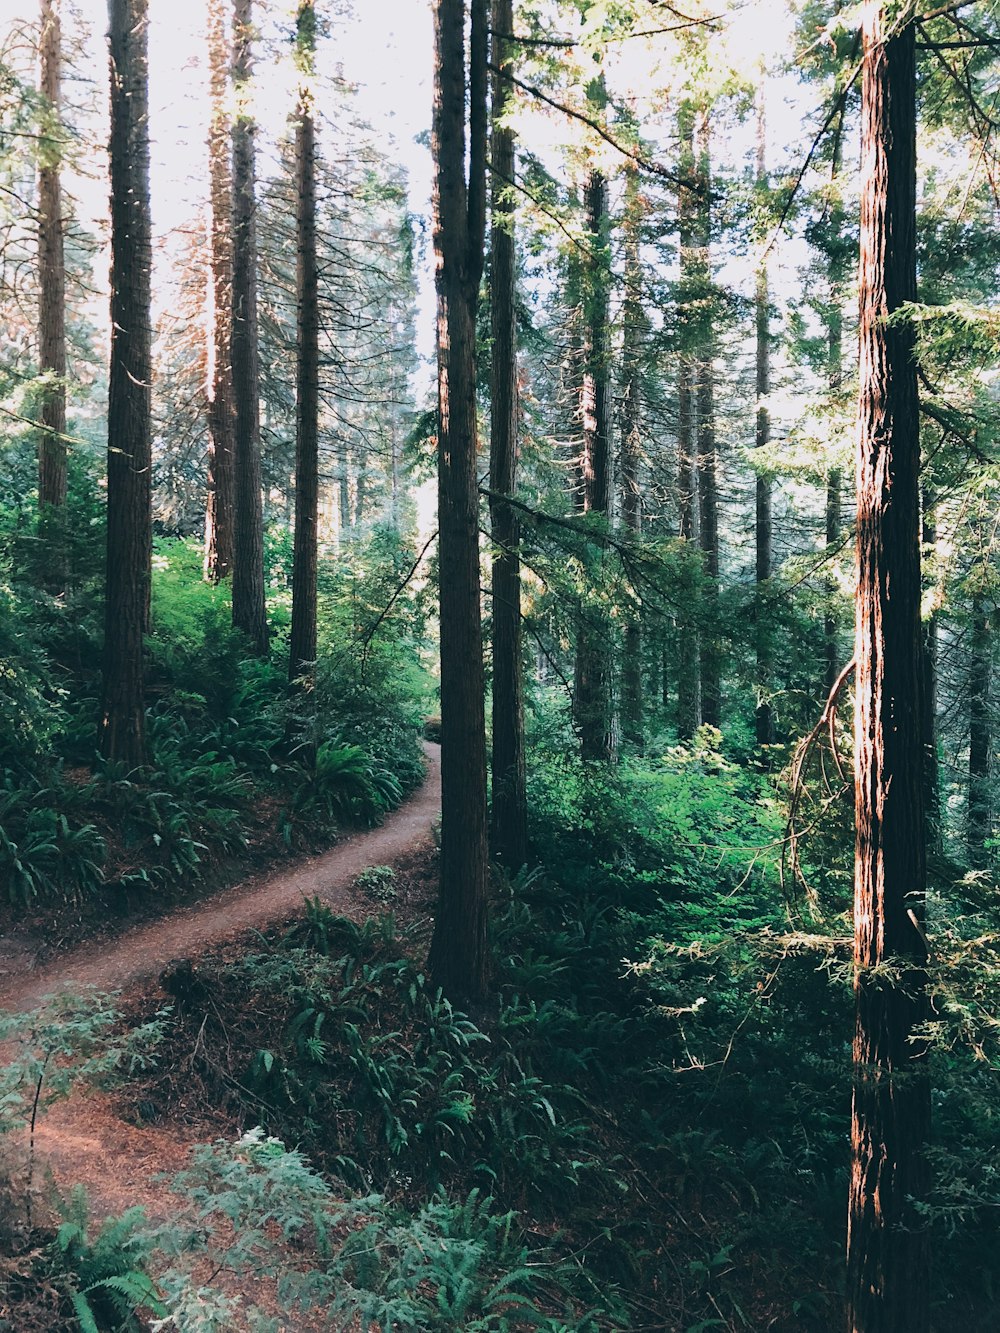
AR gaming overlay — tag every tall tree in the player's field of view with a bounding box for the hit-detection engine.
[488,0,527,869]
[426,0,490,1005]
[289,0,319,688]
[231,0,268,653]
[574,150,613,761]
[621,162,644,748]
[99,0,152,767]
[675,103,699,740]
[203,0,235,583]
[754,85,774,748]
[695,111,720,730]
[968,566,991,869]
[37,0,66,522]
[847,7,930,1331]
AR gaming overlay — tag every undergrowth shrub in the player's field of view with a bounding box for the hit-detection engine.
[156,1129,615,1332]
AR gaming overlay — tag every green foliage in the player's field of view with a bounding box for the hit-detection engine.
[162,1131,611,1332]
[50,1187,165,1333]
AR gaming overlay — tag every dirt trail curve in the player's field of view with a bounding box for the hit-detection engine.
[0,742,441,1014]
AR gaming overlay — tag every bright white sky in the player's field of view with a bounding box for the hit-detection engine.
[0,0,823,385]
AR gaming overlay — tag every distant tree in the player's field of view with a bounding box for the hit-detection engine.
[574,67,613,763]
[231,0,268,653]
[289,0,319,688]
[488,0,527,870]
[846,6,930,1330]
[99,0,152,766]
[694,111,719,731]
[754,85,773,749]
[620,162,644,748]
[675,102,699,739]
[37,0,66,525]
[426,0,490,1005]
[204,0,235,582]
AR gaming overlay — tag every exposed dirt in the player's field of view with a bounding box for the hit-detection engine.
[0,743,440,1014]
[0,744,442,1332]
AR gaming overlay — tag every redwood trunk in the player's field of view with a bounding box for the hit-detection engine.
[99,0,152,768]
[574,159,613,762]
[621,164,644,747]
[426,0,490,1005]
[754,89,773,748]
[231,0,268,653]
[847,11,930,1332]
[921,487,940,846]
[38,0,66,517]
[968,588,990,869]
[675,105,699,739]
[204,0,235,582]
[488,0,527,870]
[695,113,720,731]
[289,0,319,687]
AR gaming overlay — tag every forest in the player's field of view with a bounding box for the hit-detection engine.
[0,0,999,1329]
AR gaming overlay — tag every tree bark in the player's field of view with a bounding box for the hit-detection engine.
[289,0,319,688]
[38,0,67,520]
[573,157,613,762]
[754,88,774,749]
[825,189,845,696]
[921,486,940,848]
[231,0,268,653]
[426,0,490,1006]
[968,584,990,869]
[488,0,527,870]
[204,0,235,583]
[621,163,644,748]
[99,0,152,768]
[695,111,719,732]
[675,104,699,739]
[847,11,930,1332]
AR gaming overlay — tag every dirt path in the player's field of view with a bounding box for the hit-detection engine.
[2,745,442,1332]
[0,742,440,1014]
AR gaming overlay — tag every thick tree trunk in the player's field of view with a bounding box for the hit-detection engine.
[621,164,644,749]
[968,586,990,869]
[574,158,613,762]
[231,0,268,654]
[289,0,319,688]
[204,0,235,582]
[488,0,527,870]
[38,0,66,519]
[426,0,490,1006]
[754,89,773,748]
[99,0,152,768]
[847,11,930,1333]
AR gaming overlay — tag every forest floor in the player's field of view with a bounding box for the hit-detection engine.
[0,743,442,1332]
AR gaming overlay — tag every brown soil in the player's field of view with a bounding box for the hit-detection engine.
[0,744,442,1332]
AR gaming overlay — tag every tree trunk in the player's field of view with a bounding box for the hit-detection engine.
[99,0,152,768]
[289,0,319,689]
[921,486,940,848]
[488,0,527,870]
[754,87,774,749]
[426,0,490,1006]
[621,164,644,748]
[675,104,699,740]
[204,0,235,583]
[968,585,990,869]
[574,151,613,763]
[694,112,720,732]
[38,0,66,521]
[231,0,268,654]
[825,202,845,695]
[847,11,930,1332]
